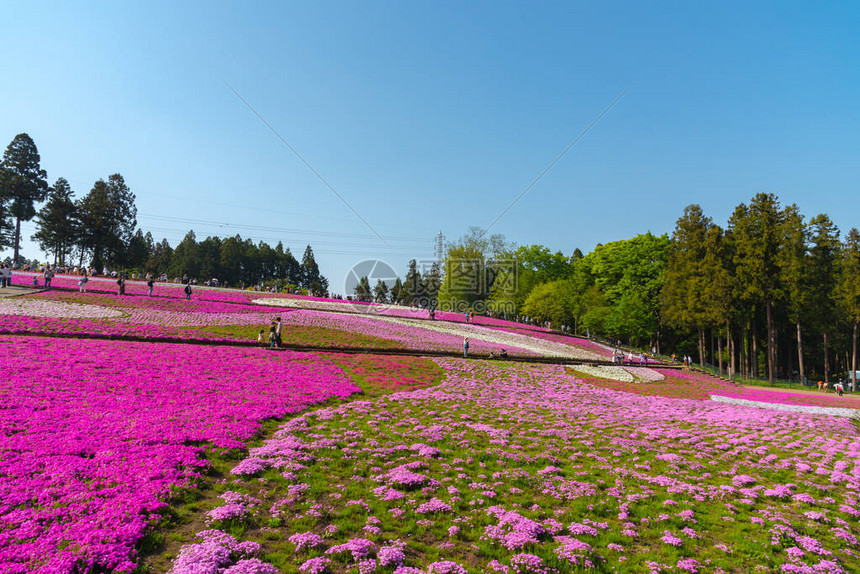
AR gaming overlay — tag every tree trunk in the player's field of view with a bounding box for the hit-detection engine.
[752,321,758,379]
[766,299,775,385]
[710,330,716,367]
[824,331,830,384]
[796,321,805,386]
[718,333,724,376]
[853,321,857,391]
[13,218,21,265]
[728,321,735,378]
[698,328,705,368]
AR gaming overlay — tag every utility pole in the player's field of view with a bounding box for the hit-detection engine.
[434,231,445,265]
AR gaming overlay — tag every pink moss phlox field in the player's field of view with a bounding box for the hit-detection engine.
[0,336,358,573]
[12,272,288,306]
[183,359,860,572]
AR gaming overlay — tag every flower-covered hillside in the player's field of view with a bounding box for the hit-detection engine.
[0,336,359,573]
[172,359,860,573]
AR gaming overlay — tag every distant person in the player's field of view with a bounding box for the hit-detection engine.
[184,283,192,300]
[274,317,282,347]
[44,267,53,290]
[117,276,125,295]
[257,329,266,345]
[78,271,88,293]
[269,323,278,349]
[0,264,7,288]
[32,275,38,289]
[817,380,825,392]
[463,337,469,358]
[147,276,154,297]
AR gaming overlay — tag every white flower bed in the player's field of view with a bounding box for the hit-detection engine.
[372,315,603,360]
[709,396,859,419]
[252,298,375,314]
[570,365,635,382]
[625,367,666,383]
[0,299,126,320]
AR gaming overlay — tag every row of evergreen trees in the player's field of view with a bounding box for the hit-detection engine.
[662,194,860,385]
[0,133,329,291]
[352,260,442,306]
[426,196,859,383]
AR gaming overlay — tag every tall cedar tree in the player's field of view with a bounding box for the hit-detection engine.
[778,205,810,384]
[700,224,733,374]
[729,193,784,384]
[301,245,327,293]
[662,205,712,366]
[373,279,390,303]
[402,259,425,307]
[808,214,840,383]
[0,133,49,263]
[840,229,860,388]
[33,178,78,266]
[76,174,137,270]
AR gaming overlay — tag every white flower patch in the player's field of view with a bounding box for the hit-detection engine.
[0,299,126,320]
[709,396,859,419]
[370,315,603,360]
[252,298,371,314]
[625,367,665,383]
[570,365,635,382]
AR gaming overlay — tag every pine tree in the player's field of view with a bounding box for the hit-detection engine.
[0,133,49,263]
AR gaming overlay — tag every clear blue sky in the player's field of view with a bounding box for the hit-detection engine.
[2,1,859,290]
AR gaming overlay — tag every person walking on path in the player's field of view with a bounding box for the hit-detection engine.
[463,337,470,358]
[78,271,88,293]
[184,283,192,300]
[268,322,278,349]
[44,267,53,290]
[147,276,154,297]
[274,317,282,348]
[117,276,126,296]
